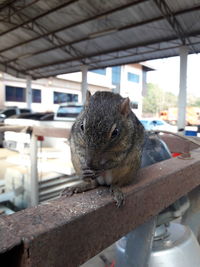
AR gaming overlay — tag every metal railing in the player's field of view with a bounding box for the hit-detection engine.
[0,126,200,266]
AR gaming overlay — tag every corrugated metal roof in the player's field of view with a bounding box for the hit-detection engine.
[0,0,200,79]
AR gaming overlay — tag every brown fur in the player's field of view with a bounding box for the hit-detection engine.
[69,91,145,187]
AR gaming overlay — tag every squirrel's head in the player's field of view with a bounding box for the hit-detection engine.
[72,91,144,170]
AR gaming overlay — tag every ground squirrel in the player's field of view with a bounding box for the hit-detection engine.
[61,91,145,206]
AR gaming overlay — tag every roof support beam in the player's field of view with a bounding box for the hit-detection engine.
[26,35,182,72]
[0,0,80,37]
[0,0,16,11]
[81,65,88,104]
[26,75,32,110]
[0,0,39,22]
[30,36,200,79]
[177,46,188,132]
[4,2,84,61]
[153,0,196,53]
[0,61,28,78]
[0,0,149,54]
[3,4,200,66]
[153,0,186,44]
[29,132,39,207]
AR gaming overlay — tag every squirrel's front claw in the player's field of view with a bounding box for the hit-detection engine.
[60,186,77,197]
[60,180,98,197]
[110,185,125,207]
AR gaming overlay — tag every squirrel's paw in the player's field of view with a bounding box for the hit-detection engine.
[60,186,79,197]
[110,185,125,208]
[60,180,98,197]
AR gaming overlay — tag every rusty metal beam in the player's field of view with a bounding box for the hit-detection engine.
[0,125,70,138]
[161,134,199,153]
[1,147,200,266]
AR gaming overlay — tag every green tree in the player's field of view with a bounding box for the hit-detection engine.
[142,83,177,116]
[163,92,177,110]
[187,94,200,107]
[142,83,163,115]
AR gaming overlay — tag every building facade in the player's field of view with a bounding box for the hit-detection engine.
[0,63,152,117]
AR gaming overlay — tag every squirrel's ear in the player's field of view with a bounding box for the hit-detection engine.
[120,97,131,117]
[85,90,91,106]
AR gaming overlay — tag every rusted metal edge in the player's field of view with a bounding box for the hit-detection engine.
[1,148,200,267]
[161,134,199,153]
[0,125,71,139]
[0,125,30,133]
[0,125,199,148]
[32,126,70,138]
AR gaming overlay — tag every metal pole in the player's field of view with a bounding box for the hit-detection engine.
[29,133,39,207]
[26,75,32,109]
[81,65,88,104]
[177,46,188,132]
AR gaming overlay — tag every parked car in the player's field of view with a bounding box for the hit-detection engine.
[0,107,31,123]
[3,105,81,151]
[0,107,31,146]
[140,118,177,132]
[54,103,83,121]
[3,104,84,151]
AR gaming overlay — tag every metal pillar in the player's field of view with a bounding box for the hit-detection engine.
[177,46,188,132]
[26,75,32,109]
[29,133,39,207]
[81,65,88,104]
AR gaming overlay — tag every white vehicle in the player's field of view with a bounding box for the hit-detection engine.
[140,118,177,132]
[54,103,83,121]
[3,103,83,151]
[0,107,31,146]
[0,107,31,123]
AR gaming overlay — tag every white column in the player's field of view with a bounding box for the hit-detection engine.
[177,46,188,132]
[29,134,39,207]
[119,65,126,95]
[81,65,88,104]
[26,75,32,109]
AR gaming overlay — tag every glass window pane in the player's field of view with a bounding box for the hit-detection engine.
[53,92,78,104]
[112,66,121,85]
[90,69,106,75]
[128,72,140,83]
[5,85,25,102]
[32,89,41,103]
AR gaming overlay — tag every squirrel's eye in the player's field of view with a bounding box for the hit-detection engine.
[111,128,119,138]
[80,123,84,131]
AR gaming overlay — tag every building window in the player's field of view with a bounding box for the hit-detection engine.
[128,72,140,83]
[53,92,78,104]
[5,85,25,102]
[90,69,106,75]
[112,66,121,85]
[32,89,41,103]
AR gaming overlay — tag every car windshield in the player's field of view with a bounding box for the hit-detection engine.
[57,105,83,117]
